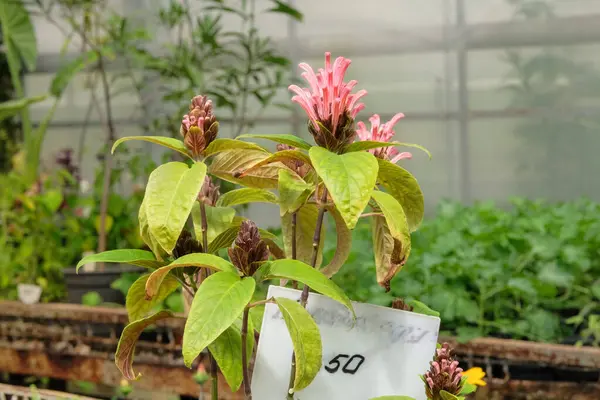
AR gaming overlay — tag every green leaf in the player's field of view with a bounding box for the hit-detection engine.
[216,188,278,207]
[281,204,324,267]
[278,169,312,216]
[112,136,191,159]
[40,189,63,213]
[309,147,378,229]
[0,0,37,71]
[210,149,300,189]
[208,318,254,392]
[126,273,179,322]
[319,206,352,277]
[460,381,478,395]
[146,253,237,299]
[76,250,164,272]
[345,141,431,158]
[202,138,268,157]
[191,204,236,246]
[591,281,600,300]
[138,197,166,261]
[239,150,312,178]
[257,259,354,316]
[0,95,47,121]
[51,50,99,96]
[267,0,304,22]
[145,161,207,254]
[376,159,424,232]
[275,297,321,391]
[440,391,462,400]
[369,397,417,400]
[249,305,265,333]
[115,310,174,380]
[408,300,440,317]
[371,191,412,290]
[183,272,256,367]
[82,291,103,306]
[236,134,311,151]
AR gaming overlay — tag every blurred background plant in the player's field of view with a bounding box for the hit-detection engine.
[331,198,600,346]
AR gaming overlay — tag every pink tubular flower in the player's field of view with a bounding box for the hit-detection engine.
[356,113,412,163]
[289,52,367,152]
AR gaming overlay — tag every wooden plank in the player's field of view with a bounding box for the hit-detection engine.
[440,336,600,369]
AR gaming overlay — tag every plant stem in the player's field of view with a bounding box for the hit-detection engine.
[291,211,298,289]
[200,202,209,253]
[248,298,274,308]
[199,200,219,400]
[241,307,252,399]
[287,188,328,398]
[300,188,328,306]
[96,52,117,272]
[211,363,218,400]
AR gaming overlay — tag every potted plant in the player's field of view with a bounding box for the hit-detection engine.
[78,53,482,399]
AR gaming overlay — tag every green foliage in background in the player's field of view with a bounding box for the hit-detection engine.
[332,198,600,345]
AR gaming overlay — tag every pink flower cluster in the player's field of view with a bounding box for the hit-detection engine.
[356,114,412,163]
[289,52,366,138]
[289,52,410,162]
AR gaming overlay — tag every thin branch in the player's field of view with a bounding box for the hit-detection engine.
[241,308,252,399]
[288,188,328,398]
[247,298,274,309]
[360,212,384,218]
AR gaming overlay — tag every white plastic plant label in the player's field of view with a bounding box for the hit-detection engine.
[252,286,440,400]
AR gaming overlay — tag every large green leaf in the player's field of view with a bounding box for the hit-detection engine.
[192,204,236,245]
[0,95,47,121]
[146,253,237,299]
[236,133,311,151]
[203,138,268,157]
[210,149,297,189]
[126,273,179,322]
[216,188,278,207]
[208,318,255,392]
[257,259,354,316]
[278,169,312,216]
[138,197,166,261]
[183,272,256,367]
[281,204,324,267]
[112,136,191,159]
[377,158,424,232]
[0,0,37,71]
[115,310,175,380]
[309,147,378,229]
[345,141,431,158]
[76,249,164,272]
[275,297,322,391]
[371,191,411,290]
[319,206,352,277]
[145,161,207,254]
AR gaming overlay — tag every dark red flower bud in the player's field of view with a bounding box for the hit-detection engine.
[173,230,203,259]
[422,343,464,399]
[391,298,413,312]
[198,176,220,206]
[228,220,269,276]
[180,95,219,157]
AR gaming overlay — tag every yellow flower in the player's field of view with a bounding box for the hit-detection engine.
[463,367,487,386]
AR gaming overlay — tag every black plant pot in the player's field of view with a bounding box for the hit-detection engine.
[63,264,144,305]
